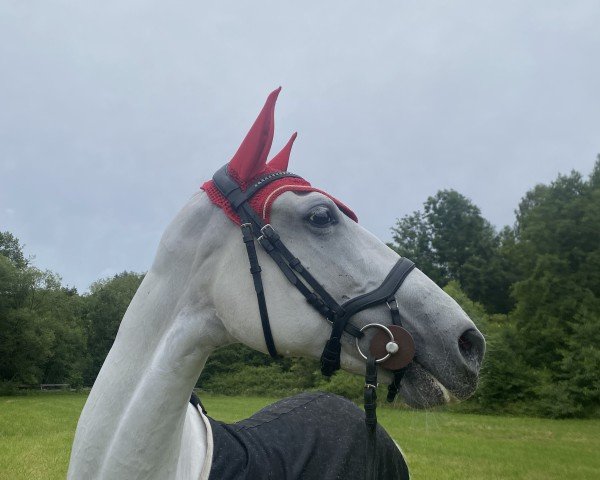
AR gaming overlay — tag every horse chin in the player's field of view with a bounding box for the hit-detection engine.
[398,362,454,408]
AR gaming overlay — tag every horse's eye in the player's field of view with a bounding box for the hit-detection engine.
[307,206,336,227]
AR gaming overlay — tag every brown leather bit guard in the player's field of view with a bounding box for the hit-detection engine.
[369,325,415,370]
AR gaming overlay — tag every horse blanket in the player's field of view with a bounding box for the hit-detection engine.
[201,391,410,480]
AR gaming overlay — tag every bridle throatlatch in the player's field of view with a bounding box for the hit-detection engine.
[213,164,416,399]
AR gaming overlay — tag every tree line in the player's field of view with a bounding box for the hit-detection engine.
[389,157,600,418]
[1,158,598,418]
[0,240,143,391]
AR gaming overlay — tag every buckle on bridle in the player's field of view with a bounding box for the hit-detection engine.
[240,223,254,243]
[260,224,277,239]
[386,298,398,310]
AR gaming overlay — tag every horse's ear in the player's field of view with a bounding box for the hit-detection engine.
[228,87,281,182]
[268,132,297,172]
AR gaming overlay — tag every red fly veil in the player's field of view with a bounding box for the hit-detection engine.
[201,88,357,224]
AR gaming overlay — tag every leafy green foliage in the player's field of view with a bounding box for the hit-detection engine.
[0,231,28,269]
[0,236,86,386]
[444,282,533,412]
[0,231,142,389]
[197,344,362,399]
[83,272,144,384]
[390,190,516,313]
[0,307,54,384]
[508,162,600,417]
[435,158,600,417]
[553,300,600,417]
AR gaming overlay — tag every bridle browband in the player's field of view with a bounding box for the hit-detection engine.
[212,165,416,389]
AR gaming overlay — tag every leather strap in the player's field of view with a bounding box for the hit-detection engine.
[189,391,207,415]
[337,258,415,335]
[364,355,378,480]
[364,356,378,429]
[240,223,278,358]
[213,166,299,357]
[386,298,410,402]
[320,258,415,376]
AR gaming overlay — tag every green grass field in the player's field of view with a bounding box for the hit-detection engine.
[1,393,599,479]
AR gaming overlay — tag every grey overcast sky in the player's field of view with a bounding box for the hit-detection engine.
[1,1,599,291]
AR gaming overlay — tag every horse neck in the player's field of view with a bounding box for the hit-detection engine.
[70,193,232,478]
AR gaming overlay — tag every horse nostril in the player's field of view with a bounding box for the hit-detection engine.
[458,328,485,370]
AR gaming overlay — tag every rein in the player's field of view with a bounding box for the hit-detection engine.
[212,164,416,477]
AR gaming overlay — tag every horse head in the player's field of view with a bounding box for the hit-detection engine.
[197,88,485,407]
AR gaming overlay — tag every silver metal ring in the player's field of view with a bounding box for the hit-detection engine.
[355,323,395,363]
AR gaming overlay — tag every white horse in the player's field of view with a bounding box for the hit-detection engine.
[68,89,485,479]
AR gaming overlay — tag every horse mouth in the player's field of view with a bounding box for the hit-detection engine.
[399,361,461,408]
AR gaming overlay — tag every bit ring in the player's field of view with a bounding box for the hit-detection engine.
[355,323,396,363]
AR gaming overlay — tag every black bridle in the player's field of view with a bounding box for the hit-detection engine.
[212,165,415,383]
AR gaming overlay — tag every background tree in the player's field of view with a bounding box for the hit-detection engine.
[443,280,539,414]
[390,190,515,313]
[1,233,90,388]
[0,231,28,269]
[83,272,144,385]
[0,236,72,384]
[38,283,87,388]
[509,159,600,416]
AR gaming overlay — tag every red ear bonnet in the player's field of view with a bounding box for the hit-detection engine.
[227,87,280,183]
[201,89,357,224]
[267,132,297,172]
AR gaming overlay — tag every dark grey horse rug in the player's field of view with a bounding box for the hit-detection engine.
[203,391,410,480]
